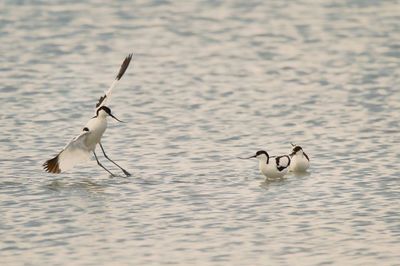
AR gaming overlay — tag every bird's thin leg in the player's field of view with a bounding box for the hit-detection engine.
[99,142,131,177]
[93,151,116,177]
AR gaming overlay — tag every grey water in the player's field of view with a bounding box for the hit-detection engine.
[1,0,400,265]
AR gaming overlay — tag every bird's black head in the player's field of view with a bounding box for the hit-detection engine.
[255,150,269,158]
[292,146,302,153]
[247,150,270,161]
[96,106,124,123]
[290,145,303,156]
[97,106,112,116]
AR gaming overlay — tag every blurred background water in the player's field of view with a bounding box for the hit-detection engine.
[1,0,400,265]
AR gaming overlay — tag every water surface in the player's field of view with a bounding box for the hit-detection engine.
[1,0,400,265]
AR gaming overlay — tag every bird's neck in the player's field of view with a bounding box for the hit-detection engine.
[259,157,270,165]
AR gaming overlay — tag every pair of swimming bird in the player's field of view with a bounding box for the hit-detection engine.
[43,54,310,178]
[240,144,310,179]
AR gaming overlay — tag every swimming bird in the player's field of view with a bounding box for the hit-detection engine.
[289,143,310,173]
[241,150,291,178]
[43,54,133,177]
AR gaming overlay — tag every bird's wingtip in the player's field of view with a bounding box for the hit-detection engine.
[115,53,133,80]
[95,95,107,108]
[43,155,61,174]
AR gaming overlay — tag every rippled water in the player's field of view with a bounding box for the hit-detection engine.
[1,0,400,265]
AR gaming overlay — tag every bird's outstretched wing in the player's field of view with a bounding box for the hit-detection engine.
[95,53,133,109]
[43,131,91,173]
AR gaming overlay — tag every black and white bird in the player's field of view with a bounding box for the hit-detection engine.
[241,150,291,178]
[289,144,310,173]
[43,54,133,177]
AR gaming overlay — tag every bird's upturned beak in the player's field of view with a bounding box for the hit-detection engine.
[110,113,125,123]
[291,142,296,147]
[238,155,256,159]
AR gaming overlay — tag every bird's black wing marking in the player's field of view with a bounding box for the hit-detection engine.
[276,155,290,172]
[276,157,284,171]
[43,154,61,173]
[95,53,133,108]
[277,166,286,171]
[116,53,133,80]
[96,95,107,108]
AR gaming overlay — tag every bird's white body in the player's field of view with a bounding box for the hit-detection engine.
[289,146,310,173]
[255,152,291,178]
[84,111,108,151]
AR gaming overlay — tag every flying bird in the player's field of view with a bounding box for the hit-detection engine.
[43,54,133,177]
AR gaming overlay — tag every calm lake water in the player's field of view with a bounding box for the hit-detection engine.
[1,0,400,265]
